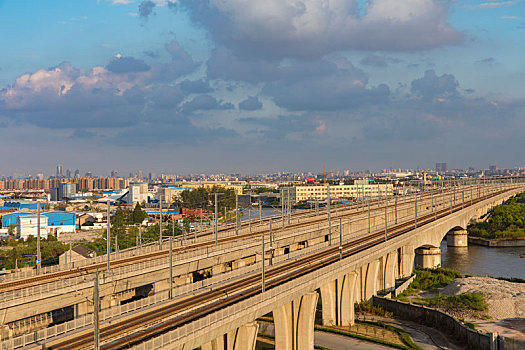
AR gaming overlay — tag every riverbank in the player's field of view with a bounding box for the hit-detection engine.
[468,236,525,247]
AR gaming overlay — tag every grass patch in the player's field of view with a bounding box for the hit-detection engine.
[396,267,461,297]
[355,301,393,317]
[464,322,476,330]
[426,292,488,311]
[359,320,422,350]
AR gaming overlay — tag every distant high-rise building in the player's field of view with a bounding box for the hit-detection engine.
[149,172,156,181]
[66,169,71,178]
[136,170,144,179]
[85,171,93,178]
[111,170,118,177]
[489,165,497,172]
[56,165,62,178]
[74,169,80,178]
[435,163,447,174]
[36,173,44,180]
[58,182,77,200]
[12,172,25,180]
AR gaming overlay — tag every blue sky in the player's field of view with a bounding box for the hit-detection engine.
[0,0,524,176]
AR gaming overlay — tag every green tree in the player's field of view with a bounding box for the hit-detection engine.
[131,202,148,224]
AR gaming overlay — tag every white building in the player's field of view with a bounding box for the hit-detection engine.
[16,215,48,240]
[293,184,394,202]
[126,183,150,204]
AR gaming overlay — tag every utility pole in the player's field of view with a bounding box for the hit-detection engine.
[395,195,398,224]
[213,193,222,246]
[281,189,285,231]
[169,237,173,299]
[106,202,111,272]
[287,188,291,224]
[36,202,41,275]
[384,196,388,242]
[415,193,418,229]
[269,219,273,265]
[236,194,240,235]
[259,201,262,225]
[368,201,371,233]
[159,195,163,249]
[339,218,343,261]
[328,185,332,245]
[94,270,100,350]
[261,230,265,293]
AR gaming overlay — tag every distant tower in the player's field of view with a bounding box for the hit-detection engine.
[56,165,63,178]
[111,170,118,178]
[435,163,447,174]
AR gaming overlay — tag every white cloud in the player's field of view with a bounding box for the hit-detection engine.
[112,0,134,4]
[475,0,521,8]
[182,0,462,57]
[500,15,520,19]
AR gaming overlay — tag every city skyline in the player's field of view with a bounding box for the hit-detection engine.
[1,1,525,172]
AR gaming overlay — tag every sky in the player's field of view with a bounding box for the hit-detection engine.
[1,0,524,176]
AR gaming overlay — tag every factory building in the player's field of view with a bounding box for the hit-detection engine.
[3,211,76,238]
[16,215,48,240]
[0,200,49,211]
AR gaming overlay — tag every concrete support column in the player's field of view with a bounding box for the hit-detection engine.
[212,263,229,275]
[201,323,258,350]
[173,273,193,287]
[320,272,357,327]
[378,252,397,293]
[201,322,259,350]
[363,260,380,301]
[231,259,246,270]
[415,247,441,268]
[446,228,468,247]
[100,295,119,309]
[273,291,318,350]
[398,244,415,278]
[75,300,92,317]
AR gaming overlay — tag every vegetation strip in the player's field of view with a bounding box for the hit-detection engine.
[468,191,525,240]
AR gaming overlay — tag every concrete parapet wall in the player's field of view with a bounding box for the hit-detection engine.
[394,274,415,297]
[372,296,496,350]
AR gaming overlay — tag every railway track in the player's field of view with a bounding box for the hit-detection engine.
[40,188,510,350]
[0,188,455,293]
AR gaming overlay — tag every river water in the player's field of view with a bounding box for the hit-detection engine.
[440,240,525,279]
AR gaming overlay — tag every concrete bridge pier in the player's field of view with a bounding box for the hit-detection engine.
[362,260,380,301]
[446,228,468,247]
[273,291,318,350]
[415,246,441,269]
[378,252,397,292]
[201,322,259,350]
[397,244,415,278]
[320,272,357,327]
